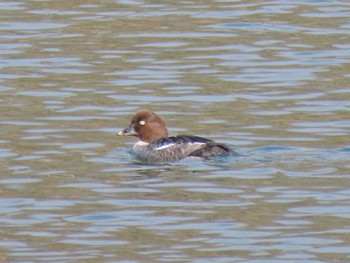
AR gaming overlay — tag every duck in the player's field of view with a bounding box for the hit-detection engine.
[117,109,238,163]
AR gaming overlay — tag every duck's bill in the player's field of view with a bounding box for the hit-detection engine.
[117,125,137,136]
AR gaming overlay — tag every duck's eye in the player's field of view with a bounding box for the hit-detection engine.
[139,120,146,126]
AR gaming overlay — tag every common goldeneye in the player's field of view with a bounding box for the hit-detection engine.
[117,109,238,163]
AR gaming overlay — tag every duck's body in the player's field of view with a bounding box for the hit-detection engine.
[117,110,237,163]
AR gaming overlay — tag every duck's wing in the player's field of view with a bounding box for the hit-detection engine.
[189,141,237,157]
[142,135,237,163]
[141,136,209,163]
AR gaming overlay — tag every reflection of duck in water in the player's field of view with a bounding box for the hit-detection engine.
[117,109,238,163]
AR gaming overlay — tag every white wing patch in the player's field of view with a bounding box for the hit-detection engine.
[154,142,205,151]
[154,143,177,151]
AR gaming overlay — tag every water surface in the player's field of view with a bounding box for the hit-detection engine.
[1,0,350,262]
